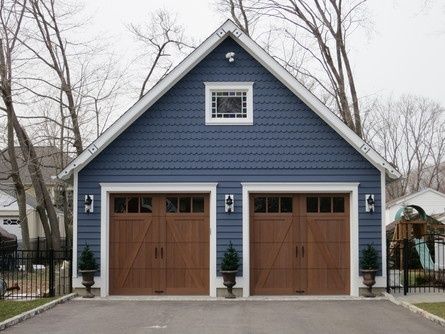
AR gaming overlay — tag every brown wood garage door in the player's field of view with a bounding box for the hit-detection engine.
[250,194,350,295]
[109,194,209,295]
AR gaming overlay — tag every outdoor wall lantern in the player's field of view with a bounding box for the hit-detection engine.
[225,51,235,63]
[365,194,375,213]
[84,195,94,214]
[225,194,234,213]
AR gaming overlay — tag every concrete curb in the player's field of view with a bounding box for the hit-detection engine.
[384,292,445,328]
[73,295,388,302]
[0,293,77,331]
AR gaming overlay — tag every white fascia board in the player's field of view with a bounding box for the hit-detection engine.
[58,19,400,180]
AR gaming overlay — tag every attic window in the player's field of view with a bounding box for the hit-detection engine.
[204,82,253,125]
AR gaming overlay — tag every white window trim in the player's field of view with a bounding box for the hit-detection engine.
[204,82,253,125]
[241,182,361,297]
[93,182,218,297]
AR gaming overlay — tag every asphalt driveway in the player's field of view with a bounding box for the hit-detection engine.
[4,299,444,334]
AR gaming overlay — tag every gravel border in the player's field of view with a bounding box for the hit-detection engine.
[384,292,445,327]
[0,293,77,331]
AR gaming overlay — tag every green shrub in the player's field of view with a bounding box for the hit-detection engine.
[221,242,240,271]
[360,243,379,270]
[78,244,98,271]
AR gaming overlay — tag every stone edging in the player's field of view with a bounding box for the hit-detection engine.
[384,292,445,327]
[0,293,77,331]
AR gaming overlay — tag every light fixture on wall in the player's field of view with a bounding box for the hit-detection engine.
[225,195,234,213]
[225,52,235,63]
[84,195,94,214]
[365,194,375,213]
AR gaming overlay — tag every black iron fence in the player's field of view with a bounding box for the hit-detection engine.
[387,234,445,295]
[0,249,72,300]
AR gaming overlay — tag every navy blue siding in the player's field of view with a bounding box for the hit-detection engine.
[77,37,383,275]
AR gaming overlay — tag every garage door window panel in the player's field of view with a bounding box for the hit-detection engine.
[127,197,139,213]
[114,197,127,213]
[140,197,153,213]
[192,197,205,213]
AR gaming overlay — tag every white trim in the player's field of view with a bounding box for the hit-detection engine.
[98,183,217,297]
[58,20,400,181]
[72,171,78,278]
[241,182,360,297]
[381,171,387,279]
[204,82,254,125]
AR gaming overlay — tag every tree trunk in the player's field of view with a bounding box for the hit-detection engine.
[11,114,62,250]
[6,106,30,250]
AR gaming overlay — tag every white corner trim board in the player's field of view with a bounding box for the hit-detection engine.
[58,19,400,181]
[98,183,218,298]
[72,170,78,278]
[381,171,387,279]
[241,182,361,297]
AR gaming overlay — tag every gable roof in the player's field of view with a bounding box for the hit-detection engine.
[1,146,72,186]
[58,20,400,180]
[0,189,34,211]
[386,188,445,208]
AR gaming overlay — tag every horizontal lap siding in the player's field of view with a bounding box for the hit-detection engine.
[77,37,383,276]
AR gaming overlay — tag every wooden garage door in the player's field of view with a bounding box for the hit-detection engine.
[109,194,209,295]
[250,194,350,295]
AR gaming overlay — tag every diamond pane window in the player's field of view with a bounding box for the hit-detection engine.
[205,82,253,125]
[212,91,247,119]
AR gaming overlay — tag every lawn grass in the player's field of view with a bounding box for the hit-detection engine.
[415,302,445,319]
[0,298,56,322]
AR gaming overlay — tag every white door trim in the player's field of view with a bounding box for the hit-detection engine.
[241,182,360,297]
[99,182,218,297]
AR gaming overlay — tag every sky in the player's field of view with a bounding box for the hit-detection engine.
[84,0,445,107]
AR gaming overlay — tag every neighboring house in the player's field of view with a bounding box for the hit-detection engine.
[0,189,65,248]
[59,20,400,298]
[0,146,72,207]
[385,188,445,225]
[0,146,70,248]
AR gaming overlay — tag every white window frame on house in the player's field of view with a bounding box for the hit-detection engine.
[204,82,254,125]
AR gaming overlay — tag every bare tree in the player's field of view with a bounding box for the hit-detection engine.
[0,0,63,250]
[218,0,367,137]
[23,0,84,156]
[216,0,257,35]
[0,0,31,250]
[363,95,445,200]
[128,9,194,99]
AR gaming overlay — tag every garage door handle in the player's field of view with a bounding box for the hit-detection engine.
[161,247,163,259]
[155,247,158,259]
[295,245,298,258]
[302,245,304,258]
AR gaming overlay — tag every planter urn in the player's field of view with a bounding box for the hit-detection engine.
[220,270,237,299]
[361,269,377,297]
[79,269,96,298]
